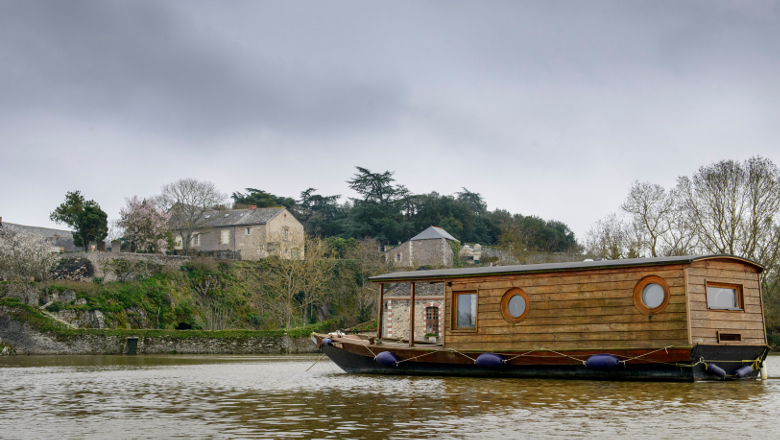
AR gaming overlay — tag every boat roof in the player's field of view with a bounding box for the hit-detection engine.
[369,254,763,282]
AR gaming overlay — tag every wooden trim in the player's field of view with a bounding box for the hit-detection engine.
[758,274,768,344]
[377,283,384,339]
[451,290,478,332]
[409,282,415,347]
[684,268,692,345]
[633,275,671,315]
[716,330,742,343]
[705,280,744,311]
[500,288,530,323]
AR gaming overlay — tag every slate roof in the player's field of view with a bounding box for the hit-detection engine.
[0,222,80,252]
[192,207,285,228]
[1,222,73,238]
[410,226,459,242]
[369,254,763,282]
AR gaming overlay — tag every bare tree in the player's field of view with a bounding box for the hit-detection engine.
[585,213,642,260]
[339,238,391,325]
[621,181,674,257]
[675,156,780,272]
[254,233,336,328]
[157,178,226,255]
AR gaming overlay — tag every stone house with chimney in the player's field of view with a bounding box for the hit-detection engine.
[385,226,459,268]
[172,206,304,260]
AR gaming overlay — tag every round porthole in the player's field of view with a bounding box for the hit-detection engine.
[633,275,670,315]
[501,288,530,323]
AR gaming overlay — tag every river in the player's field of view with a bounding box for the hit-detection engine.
[1,354,778,439]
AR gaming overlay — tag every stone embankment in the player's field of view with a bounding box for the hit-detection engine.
[0,303,328,356]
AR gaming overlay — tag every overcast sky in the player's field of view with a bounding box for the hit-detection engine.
[2,0,779,241]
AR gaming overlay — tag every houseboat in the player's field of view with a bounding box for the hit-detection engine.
[312,255,770,381]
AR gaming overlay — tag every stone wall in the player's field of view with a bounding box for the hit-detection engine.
[59,251,192,282]
[0,308,320,355]
[386,238,454,268]
[381,282,445,341]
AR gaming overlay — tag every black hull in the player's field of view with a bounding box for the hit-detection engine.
[322,344,768,382]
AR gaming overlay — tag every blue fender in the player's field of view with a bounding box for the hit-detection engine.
[706,363,727,378]
[475,353,505,368]
[585,354,621,370]
[375,351,398,367]
[734,365,754,378]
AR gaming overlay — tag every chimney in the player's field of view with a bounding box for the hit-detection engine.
[247,205,257,210]
[0,216,3,226]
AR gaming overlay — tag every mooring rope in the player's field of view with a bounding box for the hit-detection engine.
[395,349,445,365]
[617,345,673,366]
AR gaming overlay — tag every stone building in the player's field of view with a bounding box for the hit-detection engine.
[172,206,304,260]
[385,226,459,268]
[380,281,444,342]
[0,217,79,252]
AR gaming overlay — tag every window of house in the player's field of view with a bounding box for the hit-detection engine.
[633,275,670,315]
[501,288,530,323]
[425,307,439,334]
[396,254,401,262]
[283,227,289,241]
[707,282,743,311]
[220,229,230,245]
[246,227,251,235]
[193,234,199,246]
[452,291,477,329]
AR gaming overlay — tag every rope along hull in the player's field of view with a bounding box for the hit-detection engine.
[315,335,768,382]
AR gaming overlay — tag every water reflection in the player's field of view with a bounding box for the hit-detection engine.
[0,355,777,439]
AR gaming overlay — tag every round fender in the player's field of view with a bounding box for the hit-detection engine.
[375,351,398,367]
[706,363,727,378]
[734,365,754,378]
[321,338,333,346]
[585,354,621,370]
[475,353,505,368]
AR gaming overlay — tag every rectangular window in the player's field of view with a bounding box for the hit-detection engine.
[193,235,199,246]
[246,227,251,235]
[425,307,439,334]
[221,229,230,245]
[283,227,290,241]
[452,291,477,329]
[717,331,742,342]
[706,282,743,311]
[396,254,401,262]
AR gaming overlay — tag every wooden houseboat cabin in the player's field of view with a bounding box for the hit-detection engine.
[313,255,770,381]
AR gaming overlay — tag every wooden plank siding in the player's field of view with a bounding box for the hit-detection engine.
[444,266,690,350]
[687,260,766,346]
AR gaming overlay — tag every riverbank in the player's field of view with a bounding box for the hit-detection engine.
[0,298,333,355]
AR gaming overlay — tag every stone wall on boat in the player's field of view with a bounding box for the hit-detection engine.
[382,282,445,342]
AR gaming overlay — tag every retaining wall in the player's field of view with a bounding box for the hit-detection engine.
[0,308,321,355]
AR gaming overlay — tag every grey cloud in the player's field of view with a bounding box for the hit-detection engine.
[0,1,409,140]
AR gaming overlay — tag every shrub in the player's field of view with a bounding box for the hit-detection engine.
[185,257,218,273]
[44,301,63,312]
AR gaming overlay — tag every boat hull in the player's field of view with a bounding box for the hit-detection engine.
[315,335,768,382]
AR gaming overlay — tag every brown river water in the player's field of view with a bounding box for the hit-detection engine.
[1,354,779,439]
